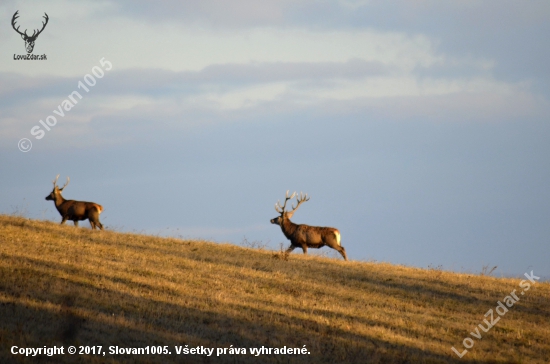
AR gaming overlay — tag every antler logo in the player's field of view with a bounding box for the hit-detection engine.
[12,10,49,54]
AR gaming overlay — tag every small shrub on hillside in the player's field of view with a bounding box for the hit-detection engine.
[427,264,443,280]
[240,236,269,250]
[480,264,498,276]
[272,243,289,261]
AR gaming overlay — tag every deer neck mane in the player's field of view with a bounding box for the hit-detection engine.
[280,216,298,238]
[53,193,66,209]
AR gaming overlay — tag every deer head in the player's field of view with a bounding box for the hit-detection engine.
[270,190,310,225]
[45,174,69,202]
[12,11,49,54]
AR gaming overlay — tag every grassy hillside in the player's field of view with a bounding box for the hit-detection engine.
[0,214,549,363]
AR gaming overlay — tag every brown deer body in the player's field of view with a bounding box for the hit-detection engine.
[270,191,348,261]
[45,175,104,230]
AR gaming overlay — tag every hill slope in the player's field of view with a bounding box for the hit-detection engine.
[0,215,549,363]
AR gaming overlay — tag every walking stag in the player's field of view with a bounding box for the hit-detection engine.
[45,175,104,230]
[270,191,348,261]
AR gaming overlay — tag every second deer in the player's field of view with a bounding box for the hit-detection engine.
[270,191,348,261]
[45,175,104,230]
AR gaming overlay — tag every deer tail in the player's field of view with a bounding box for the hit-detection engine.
[334,230,341,246]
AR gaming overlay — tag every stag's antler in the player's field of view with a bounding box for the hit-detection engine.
[31,13,49,39]
[275,190,296,214]
[289,192,310,215]
[11,11,25,37]
[53,175,69,191]
[11,11,48,39]
[59,176,70,191]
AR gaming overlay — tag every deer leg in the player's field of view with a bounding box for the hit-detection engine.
[285,245,295,256]
[60,217,67,225]
[91,220,103,230]
[89,211,103,230]
[301,245,308,255]
[74,220,79,227]
[337,246,348,261]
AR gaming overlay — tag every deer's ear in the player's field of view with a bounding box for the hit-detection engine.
[21,34,26,40]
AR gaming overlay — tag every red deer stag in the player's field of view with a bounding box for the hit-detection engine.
[45,175,104,230]
[270,191,348,261]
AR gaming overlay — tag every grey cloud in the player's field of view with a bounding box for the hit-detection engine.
[0,73,74,103]
[111,1,550,36]
[9,84,546,152]
[315,1,550,93]
[325,92,550,124]
[0,59,390,104]
[112,0,290,27]
[191,59,390,84]
[107,59,389,92]
[109,1,550,94]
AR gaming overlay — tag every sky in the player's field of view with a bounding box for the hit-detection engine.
[1,0,549,279]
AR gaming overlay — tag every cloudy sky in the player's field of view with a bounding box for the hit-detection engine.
[1,0,549,278]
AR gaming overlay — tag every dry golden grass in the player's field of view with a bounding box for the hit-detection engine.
[0,214,549,363]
